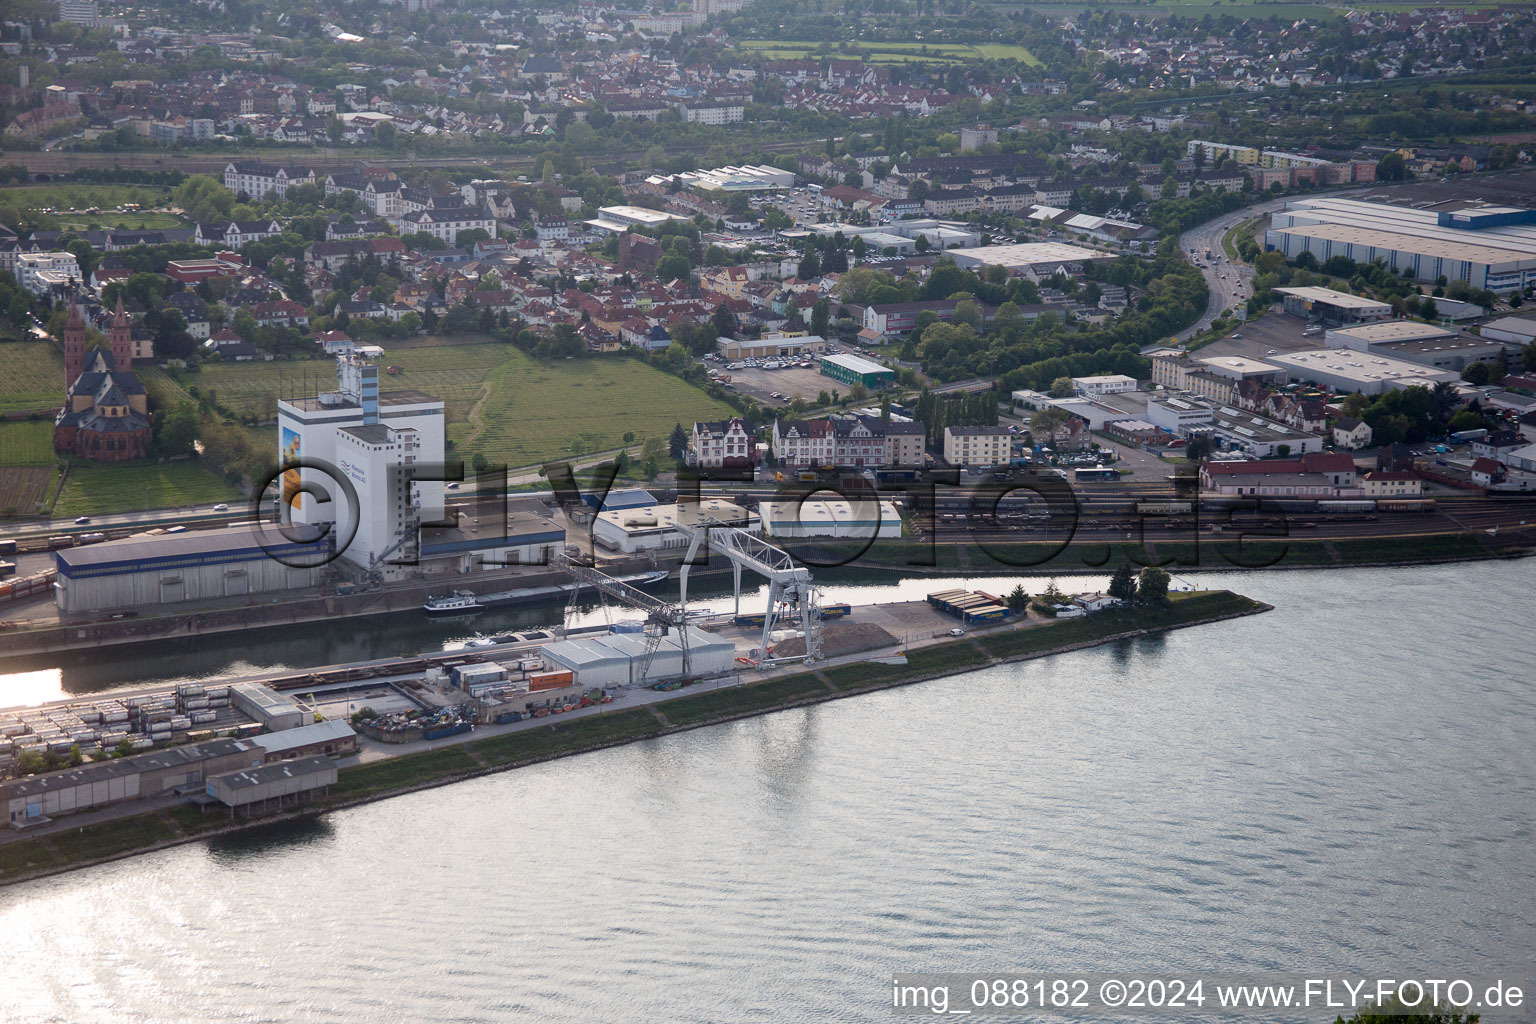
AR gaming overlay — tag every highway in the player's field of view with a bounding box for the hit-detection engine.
[1172,198,1287,341]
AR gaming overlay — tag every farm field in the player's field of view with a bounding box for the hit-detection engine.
[52,459,244,518]
[0,419,56,466]
[0,466,59,516]
[739,39,1040,66]
[145,340,736,468]
[0,341,65,415]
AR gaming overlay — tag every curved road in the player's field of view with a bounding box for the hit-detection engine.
[1172,196,1291,342]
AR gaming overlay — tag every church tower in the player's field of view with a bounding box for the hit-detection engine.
[109,295,132,369]
[63,302,87,387]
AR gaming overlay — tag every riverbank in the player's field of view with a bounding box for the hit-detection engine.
[0,590,1268,888]
[1,527,1522,664]
[795,529,1532,575]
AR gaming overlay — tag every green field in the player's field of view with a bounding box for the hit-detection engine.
[52,459,244,517]
[0,419,56,466]
[0,183,175,216]
[740,39,1041,66]
[56,211,186,232]
[0,341,65,414]
[149,340,737,468]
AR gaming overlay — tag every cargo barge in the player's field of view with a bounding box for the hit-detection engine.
[423,569,669,616]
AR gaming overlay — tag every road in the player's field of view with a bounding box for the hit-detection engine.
[1172,198,1290,341]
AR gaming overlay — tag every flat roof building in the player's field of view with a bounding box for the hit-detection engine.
[1274,286,1393,323]
[1267,198,1536,295]
[54,526,330,615]
[1198,356,1284,382]
[758,499,903,539]
[820,353,895,388]
[1325,322,1502,371]
[592,499,760,554]
[585,205,688,233]
[1266,348,1459,396]
[948,241,1115,275]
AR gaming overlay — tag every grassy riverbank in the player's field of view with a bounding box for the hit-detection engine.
[0,590,1266,887]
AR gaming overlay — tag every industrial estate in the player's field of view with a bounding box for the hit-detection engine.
[0,0,1534,1015]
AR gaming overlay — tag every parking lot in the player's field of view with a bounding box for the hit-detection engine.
[1197,309,1327,363]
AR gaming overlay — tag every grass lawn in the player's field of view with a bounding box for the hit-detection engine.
[0,419,57,466]
[52,459,245,517]
[154,340,736,469]
[0,341,65,414]
[55,211,186,232]
[0,183,175,216]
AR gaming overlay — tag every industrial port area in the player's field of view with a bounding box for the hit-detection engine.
[0,571,1088,836]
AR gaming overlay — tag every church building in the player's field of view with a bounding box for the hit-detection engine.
[53,298,153,461]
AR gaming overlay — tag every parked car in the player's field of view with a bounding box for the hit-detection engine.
[948,628,966,637]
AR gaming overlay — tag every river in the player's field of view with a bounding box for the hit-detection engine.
[1,561,1533,1023]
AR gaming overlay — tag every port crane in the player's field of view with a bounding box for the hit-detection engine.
[673,506,823,667]
[550,551,694,683]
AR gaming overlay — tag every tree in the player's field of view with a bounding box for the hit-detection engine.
[798,245,821,279]
[374,121,396,148]
[1107,564,1137,602]
[1523,341,1536,373]
[158,401,200,458]
[172,174,234,222]
[1137,566,1171,604]
[1030,406,1071,437]
[810,297,831,338]
[668,422,689,461]
[1447,409,1485,434]
[1048,376,1075,398]
[1006,584,1029,612]
[1461,362,1492,386]
[1184,433,1215,462]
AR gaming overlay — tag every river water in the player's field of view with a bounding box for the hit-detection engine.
[1,562,1533,1023]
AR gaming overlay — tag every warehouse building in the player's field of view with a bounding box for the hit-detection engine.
[820,353,895,389]
[592,498,760,554]
[3,737,262,825]
[716,334,831,361]
[230,682,307,732]
[948,241,1115,277]
[540,627,737,687]
[250,719,357,762]
[419,509,566,573]
[758,499,903,539]
[205,755,337,817]
[1265,349,1459,396]
[1480,315,1536,346]
[1266,199,1536,294]
[1274,286,1393,324]
[1324,322,1503,371]
[54,527,330,615]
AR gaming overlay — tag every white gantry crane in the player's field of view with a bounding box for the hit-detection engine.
[674,505,823,668]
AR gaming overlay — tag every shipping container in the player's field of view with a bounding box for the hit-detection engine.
[191,710,218,724]
[422,721,473,741]
[529,670,575,691]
